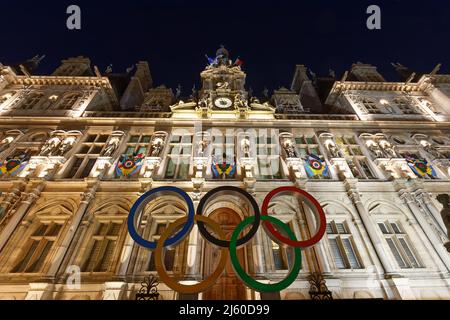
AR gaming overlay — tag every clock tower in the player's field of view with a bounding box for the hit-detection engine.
[197,46,250,119]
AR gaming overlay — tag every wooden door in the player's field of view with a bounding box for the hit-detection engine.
[202,208,247,300]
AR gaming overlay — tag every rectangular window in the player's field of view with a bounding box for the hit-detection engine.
[326,221,362,269]
[82,222,122,273]
[11,222,62,273]
[165,132,192,180]
[378,222,421,269]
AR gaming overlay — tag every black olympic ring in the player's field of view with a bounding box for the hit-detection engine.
[195,185,261,248]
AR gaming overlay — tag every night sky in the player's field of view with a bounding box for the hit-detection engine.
[1,1,449,95]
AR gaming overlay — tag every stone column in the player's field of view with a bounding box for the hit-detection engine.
[344,181,396,275]
[46,182,99,277]
[0,182,44,252]
[398,188,450,271]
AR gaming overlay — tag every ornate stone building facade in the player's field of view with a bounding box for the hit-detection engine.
[0,49,449,300]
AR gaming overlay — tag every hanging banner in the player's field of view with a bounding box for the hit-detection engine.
[116,153,145,177]
[212,158,236,178]
[406,156,436,179]
[0,152,30,177]
[304,154,329,178]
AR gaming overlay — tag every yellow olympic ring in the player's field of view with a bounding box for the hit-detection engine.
[154,215,228,294]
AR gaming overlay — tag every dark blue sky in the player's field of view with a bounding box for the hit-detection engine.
[1,1,449,95]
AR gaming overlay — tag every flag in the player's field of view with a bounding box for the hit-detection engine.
[406,156,436,179]
[116,152,145,177]
[0,152,30,177]
[205,54,215,65]
[234,57,243,67]
[304,154,329,178]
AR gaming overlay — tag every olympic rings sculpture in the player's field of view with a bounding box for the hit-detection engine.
[127,185,326,294]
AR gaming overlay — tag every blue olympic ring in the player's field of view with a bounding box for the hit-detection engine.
[127,186,195,249]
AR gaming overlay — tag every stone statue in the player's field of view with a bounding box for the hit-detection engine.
[0,136,14,153]
[175,85,182,99]
[347,159,361,178]
[423,142,445,159]
[368,142,384,158]
[150,137,164,157]
[102,136,120,157]
[283,140,297,158]
[436,194,450,252]
[197,139,209,157]
[327,142,341,158]
[241,138,251,158]
[56,136,76,156]
[379,140,398,158]
[40,136,61,156]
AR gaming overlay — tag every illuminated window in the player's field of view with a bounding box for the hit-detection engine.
[326,221,362,269]
[67,134,109,178]
[11,222,62,273]
[82,222,122,272]
[378,222,421,269]
[164,133,192,180]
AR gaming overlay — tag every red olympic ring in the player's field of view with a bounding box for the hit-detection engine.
[261,186,326,248]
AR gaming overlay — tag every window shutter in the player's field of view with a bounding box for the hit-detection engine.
[329,238,346,269]
[342,238,361,268]
[386,238,407,268]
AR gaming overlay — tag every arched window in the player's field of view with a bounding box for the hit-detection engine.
[21,92,44,110]
[57,93,81,110]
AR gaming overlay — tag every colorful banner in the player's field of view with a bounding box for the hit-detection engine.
[0,152,30,177]
[212,159,236,178]
[406,156,437,179]
[304,154,329,178]
[116,153,145,177]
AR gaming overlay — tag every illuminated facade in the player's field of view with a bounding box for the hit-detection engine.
[0,49,449,300]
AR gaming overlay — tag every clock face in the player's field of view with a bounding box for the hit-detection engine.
[214,97,233,109]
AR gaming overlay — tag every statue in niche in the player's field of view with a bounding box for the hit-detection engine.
[56,136,77,156]
[150,137,164,157]
[436,194,450,252]
[102,136,120,157]
[241,138,251,158]
[283,139,298,158]
[40,136,61,156]
[196,139,209,157]
[347,159,362,178]
[367,141,384,158]
[421,141,445,159]
[327,141,341,158]
[379,140,398,158]
[0,136,14,153]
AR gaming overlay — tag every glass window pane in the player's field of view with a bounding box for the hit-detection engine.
[98,240,115,272]
[378,223,390,234]
[391,223,402,234]
[137,146,147,155]
[336,223,347,234]
[141,136,151,143]
[125,146,135,155]
[306,137,315,144]
[342,238,361,269]
[399,238,420,268]
[129,135,140,143]
[80,158,96,178]
[177,161,190,180]
[329,238,346,269]
[27,240,53,272]
[165,158,176,179]
[170,135,181,143]
[386,238,408,268]
[326,223,334,234]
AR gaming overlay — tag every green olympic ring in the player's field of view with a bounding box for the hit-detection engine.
[229,215,302,292]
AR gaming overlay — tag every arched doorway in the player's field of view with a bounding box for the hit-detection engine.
[202,208,247,300]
